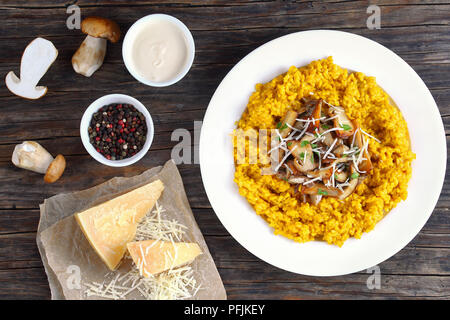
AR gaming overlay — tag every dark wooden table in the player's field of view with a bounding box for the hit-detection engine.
[0,0,448,300]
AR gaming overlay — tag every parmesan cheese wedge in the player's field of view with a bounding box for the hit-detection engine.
[74,180,164,270]
[127,240,202,276]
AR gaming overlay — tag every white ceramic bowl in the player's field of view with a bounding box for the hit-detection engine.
[80,94,154,167]
[122,14,195,87]
[200,30,446,276]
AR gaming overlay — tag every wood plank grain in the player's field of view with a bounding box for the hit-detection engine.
[221,275,449,299]
[0,230,448,276]
[0,267,51,300]
[0,62,447,115]
[0,108,203,142]
[0,233,447,299]
[0,156,207,209]
[1,204,448,237]
[2,0,450,8]
[0,232,41,262]
[0,209,39,235]
[0,2,449,41]
[1,25,449,65]
[0,263,447,300]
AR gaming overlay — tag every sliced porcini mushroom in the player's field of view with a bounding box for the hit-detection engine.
[309,99,323,131]
[285,160,301,176]
[338,165,359,200]
[309,194,322,205]
[352,121,373,172]
[308,167,333,180]
[5,38,58,100]
[295,191,308,203]
[334,169,349,183]
[301,183,342,198]
[330,106,355,138]
[288,175,307,184]
[333,144,350,158]
[279,110,298,138]
[296,104,307,115]
[288,139,317,173]
[12,141,66,183]
[318,125,335,146]
[322,155,352,166]
[301,98,318,111]
[72,17,121,77]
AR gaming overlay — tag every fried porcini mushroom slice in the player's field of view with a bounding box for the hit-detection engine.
[308,167,333,180]
[279,110,298,138]
[333,144,350,158]
[338,165,359,200]
[288,139,317,173]
[334,168,349,183]
[329,106,355,138]
[301,183,342,198]
[282,160,307,184]
[307,99,323,132]
[309,194,322,205]
[318,125,335,147]
[72,17,121,77]
[285,160,301,176]
[288,175,307,184]
[11,141,66,183]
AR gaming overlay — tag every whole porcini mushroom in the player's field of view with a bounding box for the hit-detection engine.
[12,141,66,183]
[72,17,121,77]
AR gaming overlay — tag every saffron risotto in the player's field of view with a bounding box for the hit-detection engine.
[233,57,415,246]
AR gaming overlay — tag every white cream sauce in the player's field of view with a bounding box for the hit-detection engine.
[131,19,188,83]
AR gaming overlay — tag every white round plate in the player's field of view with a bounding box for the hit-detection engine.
[199,30,446,276]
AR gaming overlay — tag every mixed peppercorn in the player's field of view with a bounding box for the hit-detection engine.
[88,103,147,160]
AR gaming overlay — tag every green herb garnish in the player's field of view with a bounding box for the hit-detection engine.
[321,124,330,130]
[276,122,282,129]
[351,172,360,179]
[341,124,352,131]
[287,141,293,147]
[318,188,328,196]
[280,123,288,130]
[300,140,310,147]
[311,143,318,148]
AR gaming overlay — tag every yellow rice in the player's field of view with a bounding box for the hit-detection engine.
[233,57,415,246]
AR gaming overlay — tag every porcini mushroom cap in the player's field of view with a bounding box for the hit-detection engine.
[81,17,121,43]
[44,154,66,183]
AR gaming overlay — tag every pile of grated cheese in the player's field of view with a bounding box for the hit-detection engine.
[84,201,201,300]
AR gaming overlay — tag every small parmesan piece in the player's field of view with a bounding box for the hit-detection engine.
[127,240,202,276]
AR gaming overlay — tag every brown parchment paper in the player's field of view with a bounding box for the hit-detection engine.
[36,160,226,300]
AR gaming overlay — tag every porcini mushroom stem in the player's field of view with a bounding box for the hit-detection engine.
[12,141,54,174]
[72,35,107,77]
